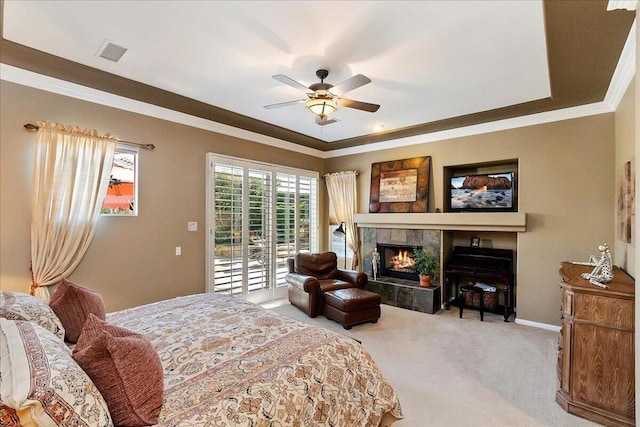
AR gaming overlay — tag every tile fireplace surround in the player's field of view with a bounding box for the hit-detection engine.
[362,227,441,313]
[362,228,441,275]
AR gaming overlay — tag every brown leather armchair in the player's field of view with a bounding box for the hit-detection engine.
[285,252,367,317]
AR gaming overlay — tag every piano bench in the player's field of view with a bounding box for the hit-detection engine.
[459,285,497,321]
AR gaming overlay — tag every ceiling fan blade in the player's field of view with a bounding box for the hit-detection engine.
[272,74,311,93]
[329,74,371,96]
[337,98,380,113]
[316,116,339,126]
[263,99,306,109]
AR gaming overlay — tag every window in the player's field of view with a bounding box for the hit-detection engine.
[206,154,318,303]
[101,146,138,216]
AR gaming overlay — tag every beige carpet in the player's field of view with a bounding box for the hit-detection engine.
[268,301,599,427]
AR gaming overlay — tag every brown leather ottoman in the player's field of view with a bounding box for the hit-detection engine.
[323,288,381,329]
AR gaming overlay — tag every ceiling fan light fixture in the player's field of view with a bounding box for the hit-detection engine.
[306,97,337,117]
[267,70,378,124]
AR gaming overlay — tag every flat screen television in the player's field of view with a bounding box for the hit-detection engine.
[449,172,516,212]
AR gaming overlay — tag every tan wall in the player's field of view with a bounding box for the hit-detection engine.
[325,114,616,326]
[614,78,636,276]
[0,81,325,311]
[0,79,624,326]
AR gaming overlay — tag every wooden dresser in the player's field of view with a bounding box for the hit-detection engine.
[557,262,635,426]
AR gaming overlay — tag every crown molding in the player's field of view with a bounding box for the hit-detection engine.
[604,20,637,110]
[0,63,326,159]
[324,102,615,158]
[607,0,638,11]
[2,22,636,162]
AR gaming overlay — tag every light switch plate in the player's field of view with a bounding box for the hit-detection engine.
[187,222,198,232]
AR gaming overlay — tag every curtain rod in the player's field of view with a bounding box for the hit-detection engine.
[23,123,156,150]
[323,170,358,178]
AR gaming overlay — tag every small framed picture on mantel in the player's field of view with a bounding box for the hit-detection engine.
[471,237,480,247]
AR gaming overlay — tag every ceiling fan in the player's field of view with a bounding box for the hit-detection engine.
[264,69,380,126]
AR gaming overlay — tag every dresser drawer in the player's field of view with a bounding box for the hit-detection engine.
[573,293,634,330]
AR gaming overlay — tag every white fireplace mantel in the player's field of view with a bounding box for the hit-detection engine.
[353,212,526,232]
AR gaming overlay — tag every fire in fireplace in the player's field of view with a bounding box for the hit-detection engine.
[377,243,419,281]
[388,249,415,272]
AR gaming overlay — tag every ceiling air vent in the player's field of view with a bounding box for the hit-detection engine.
[96,39,128,62]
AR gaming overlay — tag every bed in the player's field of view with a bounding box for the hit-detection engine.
[0,290,403,426]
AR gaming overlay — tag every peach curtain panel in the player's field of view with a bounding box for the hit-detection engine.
[30,121,116,301]
[324,171,359,269]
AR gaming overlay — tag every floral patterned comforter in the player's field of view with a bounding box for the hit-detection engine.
[107,293,403,426]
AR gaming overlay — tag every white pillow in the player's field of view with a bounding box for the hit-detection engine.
[0,291,65,340]
[0,318,113,426]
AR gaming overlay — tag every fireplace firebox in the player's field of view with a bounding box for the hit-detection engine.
[377,243,419,281]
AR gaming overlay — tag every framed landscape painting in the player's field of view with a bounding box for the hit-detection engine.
[369,156,431,213]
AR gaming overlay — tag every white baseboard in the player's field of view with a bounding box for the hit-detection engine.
[515,318,561,332]
[438,302,561,331]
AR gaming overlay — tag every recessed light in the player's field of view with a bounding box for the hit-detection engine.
[373,124,385,132]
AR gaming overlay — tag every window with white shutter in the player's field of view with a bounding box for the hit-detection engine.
[206,154,318,303]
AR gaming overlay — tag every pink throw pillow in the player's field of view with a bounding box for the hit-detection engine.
[49,279,105,343]
[72,316,164,426]
[74,313,132,352]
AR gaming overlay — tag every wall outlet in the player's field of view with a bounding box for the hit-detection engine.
[187,222,198,232]
[175,246,182,256]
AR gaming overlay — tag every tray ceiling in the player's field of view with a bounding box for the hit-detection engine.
[0,1,636,151]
